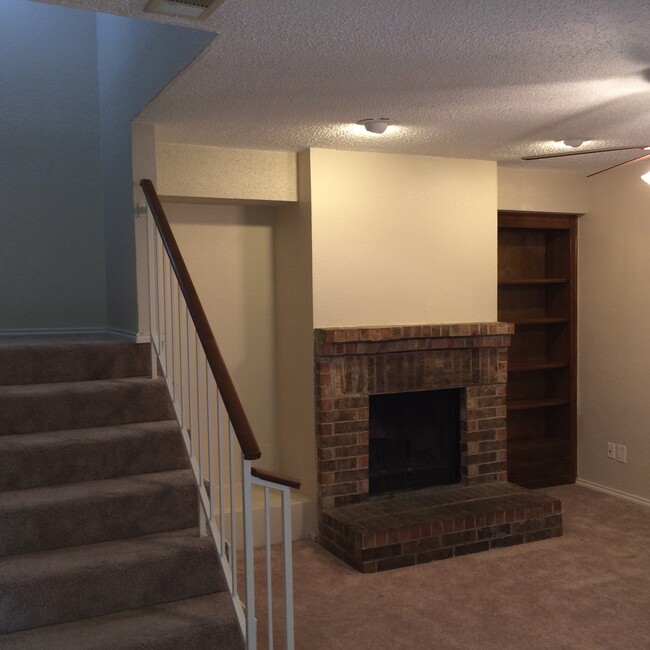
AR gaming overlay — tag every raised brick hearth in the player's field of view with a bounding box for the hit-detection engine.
[314,323,563,571]
[321,482,562,572]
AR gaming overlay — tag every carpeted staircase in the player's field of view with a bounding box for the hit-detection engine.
[0,340,244,649]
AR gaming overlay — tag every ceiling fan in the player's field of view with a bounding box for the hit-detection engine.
[522,144,650,177]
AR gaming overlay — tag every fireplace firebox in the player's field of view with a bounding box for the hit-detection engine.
[369,389,460,494]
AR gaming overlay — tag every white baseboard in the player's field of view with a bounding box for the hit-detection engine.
[575,478,650,508]
[105,327,149,343]
[0,327,149,344]
[0,327,107,340]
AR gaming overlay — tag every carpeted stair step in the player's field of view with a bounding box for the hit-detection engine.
[0,377,175,436]
[0,469,198,557]
[0,592,244,650]
[0,528,225,634]
[0,420,188,491]
[0,340,151,386]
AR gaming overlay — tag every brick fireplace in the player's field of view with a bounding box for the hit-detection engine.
[314,323,563,572]
[315,322,513,509]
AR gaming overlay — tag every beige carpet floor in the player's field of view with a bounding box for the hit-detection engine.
[259,484,650,649]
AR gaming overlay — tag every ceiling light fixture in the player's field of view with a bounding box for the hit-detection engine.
[357,118,391,134]
[561,138,587,148]
[641,170,650,184]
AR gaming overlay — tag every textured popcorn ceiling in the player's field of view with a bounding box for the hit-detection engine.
[41,0,650,174]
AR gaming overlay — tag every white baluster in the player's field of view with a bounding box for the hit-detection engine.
[265,487,274,650]
[242,458,256,648]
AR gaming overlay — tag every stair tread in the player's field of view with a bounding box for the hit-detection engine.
[0,468,195,511]
[0,469,198,556]
[0,527,213,585]
[0,375,164,396]
[0,376,174,436]
[0,592,244,650]
[0,340,151,386]
[0,419,180,450]
[0,420,187,492]
[0,528,226,634]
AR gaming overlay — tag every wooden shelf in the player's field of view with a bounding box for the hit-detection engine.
[508,436,571,457]
[501,316,569,326]
[507,397,569,411]
[508,360,569,372]
[499,278,568,286]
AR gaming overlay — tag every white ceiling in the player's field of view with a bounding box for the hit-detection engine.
[42,0,650,175]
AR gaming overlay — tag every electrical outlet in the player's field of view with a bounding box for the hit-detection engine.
[607,442,616,459]
[616,444,627,463]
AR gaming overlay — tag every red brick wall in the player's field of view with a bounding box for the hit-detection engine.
[315,323,513,511]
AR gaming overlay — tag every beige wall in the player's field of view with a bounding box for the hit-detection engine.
[273,148,499,514]
[156,143,297,203]
[309,149,498,327]
[578,164,650,501]
[498,167,588,214]
[164,201,279,471]
[145,140,650,511]
[274,151,317,511]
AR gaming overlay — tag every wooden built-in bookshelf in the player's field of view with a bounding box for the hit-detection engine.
[498,212,578,488]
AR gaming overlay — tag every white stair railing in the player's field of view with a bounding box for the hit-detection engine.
[141,179,300,650]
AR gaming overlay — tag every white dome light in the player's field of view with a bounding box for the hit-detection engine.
[562,138,587,148]
[356,118,391,134]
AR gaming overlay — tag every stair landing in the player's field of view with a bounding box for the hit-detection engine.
[320,481,562,572]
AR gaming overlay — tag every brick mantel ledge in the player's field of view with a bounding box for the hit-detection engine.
[315,322,514,357]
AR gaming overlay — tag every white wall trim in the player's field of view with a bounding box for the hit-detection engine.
[576,478,650,508]
[0,327,108,340]
[105,327,145,343]
[0,327,146,343]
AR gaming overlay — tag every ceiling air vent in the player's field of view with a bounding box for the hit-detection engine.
[144,0,226,20]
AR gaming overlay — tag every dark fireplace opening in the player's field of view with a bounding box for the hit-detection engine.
[369,389,461,494]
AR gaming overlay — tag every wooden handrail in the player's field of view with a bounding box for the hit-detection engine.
[140,179,261,461]
[251,467,302,490]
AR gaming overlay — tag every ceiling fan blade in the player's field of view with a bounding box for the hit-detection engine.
[522,145,649,161]
[587,152,650,178]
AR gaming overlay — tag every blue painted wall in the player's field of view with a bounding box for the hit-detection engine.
[0,1,105,331]
[96,14,214,334]
[0,0,213,334]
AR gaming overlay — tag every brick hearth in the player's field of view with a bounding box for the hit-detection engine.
[314,322,563,571]
[320,482,562,573]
